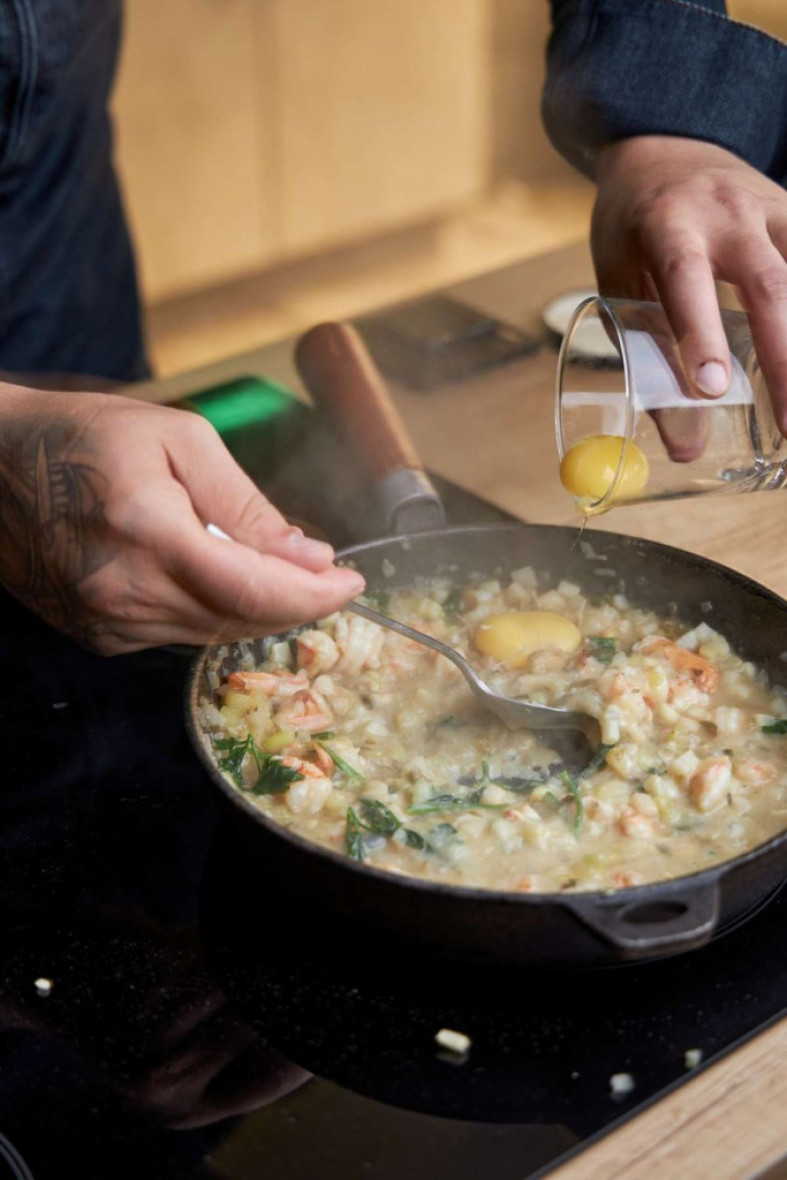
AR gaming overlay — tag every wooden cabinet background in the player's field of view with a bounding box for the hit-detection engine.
[729,0,787,38]
[112,0,787,305]
[112,0,490,302]
[273,0,487,255]
[112,0,270,300]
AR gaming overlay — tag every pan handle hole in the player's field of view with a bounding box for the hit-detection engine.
[620,901,688,926]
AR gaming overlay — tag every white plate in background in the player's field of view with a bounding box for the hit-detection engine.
[542,288,619,360]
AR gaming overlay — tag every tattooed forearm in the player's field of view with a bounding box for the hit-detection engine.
[0,420,117,646]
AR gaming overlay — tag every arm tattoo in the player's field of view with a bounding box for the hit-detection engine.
[0,421,117,647]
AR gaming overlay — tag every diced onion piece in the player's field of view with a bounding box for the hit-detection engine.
[610,1072,635,1096]
[435,1028,471,1056]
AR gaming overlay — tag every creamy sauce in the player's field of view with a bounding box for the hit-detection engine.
[202,570,787,893]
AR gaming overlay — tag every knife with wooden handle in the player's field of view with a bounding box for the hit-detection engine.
[294,321,445,535]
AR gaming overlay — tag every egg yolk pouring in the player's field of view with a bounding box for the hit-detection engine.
[560,434,649,512]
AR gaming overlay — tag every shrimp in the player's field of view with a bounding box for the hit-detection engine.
[277,754,332,814]
[618,809,661,839]
[311,674,356,718]
[284,769,333,815]
[613,870,644,888]
[274,689,334,735]
[296,630,340,675]
[334,614,384,676]
[689,756,732,812]
[311,742,335,775]
[384,624,441,674]
[503,804,540,823]
[636,636,719,694]
[598,669,651,722]
[227,670,308,697]
[599,671,628,702]
[583,797,615,825]
[278,755,329,779]
[734,759,776,786]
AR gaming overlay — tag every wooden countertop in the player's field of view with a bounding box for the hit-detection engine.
[129,242,787,1179]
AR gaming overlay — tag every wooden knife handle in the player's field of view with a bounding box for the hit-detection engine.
[294,321,424,481]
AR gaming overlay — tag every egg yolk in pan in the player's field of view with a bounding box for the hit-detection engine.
[474,611,582,668]
[560,434,649,506]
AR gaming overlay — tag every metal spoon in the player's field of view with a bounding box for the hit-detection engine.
[348,600,599,751]
[205,523,598,761]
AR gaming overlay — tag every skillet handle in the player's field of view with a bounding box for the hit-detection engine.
[565,878,720,960]
[295,322,445,535]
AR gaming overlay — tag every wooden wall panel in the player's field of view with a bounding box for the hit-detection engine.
[112,0,276,300]
[490,0,573,183]
[729,0,787,39]
[269,0,490,254]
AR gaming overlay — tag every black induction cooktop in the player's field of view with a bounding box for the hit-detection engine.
[0,383,783,1180]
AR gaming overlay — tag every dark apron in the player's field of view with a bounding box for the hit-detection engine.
[0,0,147,383]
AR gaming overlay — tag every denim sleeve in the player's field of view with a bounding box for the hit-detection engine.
[542,0,787,182]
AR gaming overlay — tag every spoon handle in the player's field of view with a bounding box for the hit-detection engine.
[347,600,483,686]
[348,600,594,737]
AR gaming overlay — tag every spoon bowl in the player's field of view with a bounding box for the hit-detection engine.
[348,600,600,768]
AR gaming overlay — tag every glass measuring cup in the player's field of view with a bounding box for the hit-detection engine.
[555,296,787,515]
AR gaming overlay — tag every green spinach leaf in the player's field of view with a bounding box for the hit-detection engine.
[400,823,460,855]
[359,798,401,836]
[316,741,363,780]
[426,823,459,849]
[586,636,617,664]
[435,714,468,730]
[346,807,365,860]
[443,586,464,618]
[362,590,391,613]
[406,788,505,816]
[215,735,263,786]
[251,757,304,795]
[460,759,554,796]
[561,769,584,837]
[578,743,616,780]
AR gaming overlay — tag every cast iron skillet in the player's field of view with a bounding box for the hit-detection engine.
[186,325,787,968]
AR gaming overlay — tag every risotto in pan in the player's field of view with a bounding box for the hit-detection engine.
[201,570,787,893]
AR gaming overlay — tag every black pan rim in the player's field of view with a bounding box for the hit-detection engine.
[335,521,787,616]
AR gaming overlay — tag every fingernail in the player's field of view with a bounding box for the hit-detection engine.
[696,361,729,397]
[283,529,334,559]
[337,569,366,593]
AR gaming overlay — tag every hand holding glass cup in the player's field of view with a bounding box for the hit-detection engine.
[555,297,787,516]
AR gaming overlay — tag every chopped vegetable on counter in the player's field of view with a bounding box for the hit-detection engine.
[435,1028,472,1059]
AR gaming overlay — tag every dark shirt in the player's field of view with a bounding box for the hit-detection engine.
[0,0,146,383]
[543,0,787,185]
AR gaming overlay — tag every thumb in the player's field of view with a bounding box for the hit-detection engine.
[166,414,336,572]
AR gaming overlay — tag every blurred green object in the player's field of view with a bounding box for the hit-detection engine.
[180,374,312,491]
[185,375,298,437]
